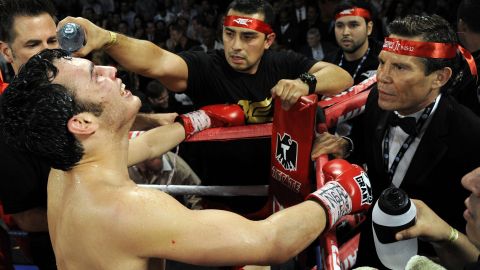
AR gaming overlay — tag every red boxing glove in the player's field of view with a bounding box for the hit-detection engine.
[177,104,245,138]
[307,159,372,229]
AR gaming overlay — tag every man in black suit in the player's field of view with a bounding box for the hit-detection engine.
[312,14,480,268]
[299,27,336,61]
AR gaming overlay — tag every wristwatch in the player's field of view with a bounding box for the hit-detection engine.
[298,72,317,95]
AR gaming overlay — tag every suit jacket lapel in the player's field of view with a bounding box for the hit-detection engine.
[371,104,391,187]
[402,97,449,186]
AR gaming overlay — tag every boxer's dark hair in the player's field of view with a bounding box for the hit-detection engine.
[0,49,103,171]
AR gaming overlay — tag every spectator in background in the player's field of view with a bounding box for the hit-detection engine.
[273,8,300,51]
[153,2,177,26]
[167,20,202,53]
[297,4,325,49]
[317,0,337,44]
[203,8,219,29]
[144,80,171,113]
[176,0,198,21]
[133,15,146,39]
[53,0,81,18]
[134,0,157,22]
[154,20,169,48]
[116,20,131,36]
[98,0,114,14]
[175,16,190,33]
[145,21,159,43]
[144,79,194,114]
[187,15,207,43]
[200,27,224,52]
[325,0,382,85]
[119,0,135,30]
[81,0,103,18]
[128,151,203,210]
[293,0,307,23]
[109,12,122,31]
[299,27,336,61]
[81,6,101,26]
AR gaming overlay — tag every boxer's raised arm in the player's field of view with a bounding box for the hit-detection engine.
[58,16,189,92]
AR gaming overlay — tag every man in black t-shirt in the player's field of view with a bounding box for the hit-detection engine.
[65,0,353,120]
[325,0,382,85]
[63,0,354,213]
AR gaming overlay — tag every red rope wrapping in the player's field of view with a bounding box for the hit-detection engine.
[184,123,272,142]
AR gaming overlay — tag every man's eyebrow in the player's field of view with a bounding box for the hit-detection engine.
[346,19,361,24]
[224,26,236,32]
[24,38,41,45]
[224,26,258,35]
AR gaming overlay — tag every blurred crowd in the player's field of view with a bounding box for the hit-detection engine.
[0,0,463,111]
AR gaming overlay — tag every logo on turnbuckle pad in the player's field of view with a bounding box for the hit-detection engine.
[276,133,298,171]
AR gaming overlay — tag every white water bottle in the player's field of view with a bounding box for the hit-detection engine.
[57,22,85,53]
[372,186,417,270]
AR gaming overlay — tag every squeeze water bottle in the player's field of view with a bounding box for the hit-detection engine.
[57,22,85,53]
[372,186,417,270]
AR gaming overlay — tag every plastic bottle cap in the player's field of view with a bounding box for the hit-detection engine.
[58,22,85,53]
[63,23,77,36]
[378,186,411,215]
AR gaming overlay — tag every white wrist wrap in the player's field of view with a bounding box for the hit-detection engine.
[184,110,211,134]
[309,181,352,228]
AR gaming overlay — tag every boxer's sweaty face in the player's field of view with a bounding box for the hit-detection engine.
[54,58,141,126]
[222,10,274,74]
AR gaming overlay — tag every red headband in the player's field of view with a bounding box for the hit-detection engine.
[335,7,371,21]
[0,72,6,94]
[383,37,477,76]
[224,15,273,35]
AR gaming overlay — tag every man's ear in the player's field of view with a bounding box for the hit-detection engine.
[67,113,99,136]
[265,32,276,49]
[458,19,468,33]
[367,21,373,36]
[0,41,13,64]
[432,67,453,89]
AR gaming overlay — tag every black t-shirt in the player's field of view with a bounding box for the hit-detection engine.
[180,49,316,112]
[325,39,382,85]
[0,138,50,214]
[178,49,316,212]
